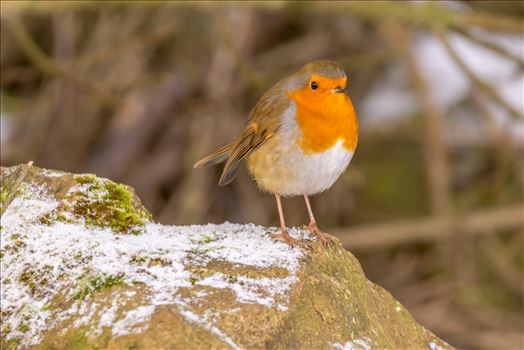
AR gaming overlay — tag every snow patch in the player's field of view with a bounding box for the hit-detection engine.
[395,301,402,312]
[111,305,156,337]
[180,309,242,350]
[428,341,446,350]
[1,177,307,347]
[332,337,372,350]
[41,169,67,177]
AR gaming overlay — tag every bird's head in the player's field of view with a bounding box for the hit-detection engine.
[284,60,349,107]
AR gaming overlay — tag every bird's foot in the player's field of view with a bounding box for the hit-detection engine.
[303,222,338,245]
[270,230,312,249]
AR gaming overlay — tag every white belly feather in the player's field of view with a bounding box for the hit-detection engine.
[247,104,354,196]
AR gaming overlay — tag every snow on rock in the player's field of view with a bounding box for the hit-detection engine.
[0,170,306,348]
[332,337,372,350]
[0,164,454,350]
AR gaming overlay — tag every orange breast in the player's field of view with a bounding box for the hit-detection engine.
[286,83,359,154]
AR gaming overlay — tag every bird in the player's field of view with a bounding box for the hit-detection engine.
[194,60,358,246]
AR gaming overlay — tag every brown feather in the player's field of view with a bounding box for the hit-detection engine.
[193,143,233,168]
[218,81,290,186]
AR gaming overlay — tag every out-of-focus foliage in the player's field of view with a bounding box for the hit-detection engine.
[1,1,522,349]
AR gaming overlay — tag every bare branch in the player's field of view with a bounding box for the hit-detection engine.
[384,22,452,215]
[7,17,121,109]
[436,29,524,121]
[454,28,524,71]
[334,204,524,249]
[323,1,524,33]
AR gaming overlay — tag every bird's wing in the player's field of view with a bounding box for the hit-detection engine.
[193,142,234,169]
[219,87,290,186]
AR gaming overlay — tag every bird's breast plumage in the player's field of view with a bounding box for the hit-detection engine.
[246,99,357,196]
[286,83,359,154]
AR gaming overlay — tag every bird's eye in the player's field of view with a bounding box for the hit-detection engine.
[310,81,319,90]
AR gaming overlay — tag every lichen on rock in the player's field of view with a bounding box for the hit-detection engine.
[0,164,453,350]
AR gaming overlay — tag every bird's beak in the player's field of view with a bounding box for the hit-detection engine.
[331,86,346,94]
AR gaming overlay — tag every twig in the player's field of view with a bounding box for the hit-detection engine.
[384,22,451,215]
[458,10,524,34]
[87,74,193,179]
[74,21,179,70]
[436,29,524,121]
[478,236,524,298]
[325,1,523,34]
[7,17,121,109]
[454,28,524,71]
[4,1,523,34]
[334,204,524,249]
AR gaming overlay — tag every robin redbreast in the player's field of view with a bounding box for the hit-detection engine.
[194,60,358,246]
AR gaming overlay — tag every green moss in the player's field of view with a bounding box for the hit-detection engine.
[195,261,289,280]
[188,233,225,254]
[73,274,126,301]
[0,186,7,204]
[130,255,147,264]
[40,175,152,234]
[74,174,97,185]
[56,329,91,350]
[226,275,238,284]
[190,232,219,245]
[124,340,141,350]
[69,332,90,350]
[4,338,19,350]
[15,239,26,250]
[189,245,225,255]
[18,269,37,291]
[16,265,51,298]
[72,178,151,234]
[147,257,172,267]
[18,324,29,333]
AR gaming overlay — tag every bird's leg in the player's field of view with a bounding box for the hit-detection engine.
[270,193,307,247]
[303,195,335,244]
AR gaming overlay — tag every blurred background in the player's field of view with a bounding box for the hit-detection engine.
[1,1,523,348]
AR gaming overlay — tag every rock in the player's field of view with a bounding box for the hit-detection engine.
[0,164,453,350]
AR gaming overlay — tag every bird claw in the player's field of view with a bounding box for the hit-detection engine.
[270,231,313,249]
[303,223,338,246]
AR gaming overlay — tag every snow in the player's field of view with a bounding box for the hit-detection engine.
[41,169,67,177]
[0,177,308,348]
[196,272,297,310]
[111,305,156,337]
[332,337,372,350]
[428,341,446,350]
[180,309,242,350]
[395,301,402,312]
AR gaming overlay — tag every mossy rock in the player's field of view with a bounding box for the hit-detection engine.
[0,164,152,234]
[0,164,453,350]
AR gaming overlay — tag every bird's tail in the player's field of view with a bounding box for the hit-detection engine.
[193,143,233,169]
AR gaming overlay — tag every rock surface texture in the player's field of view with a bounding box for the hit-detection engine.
[0,164,453,350]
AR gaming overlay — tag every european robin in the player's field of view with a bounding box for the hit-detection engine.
[194,60,358,246]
